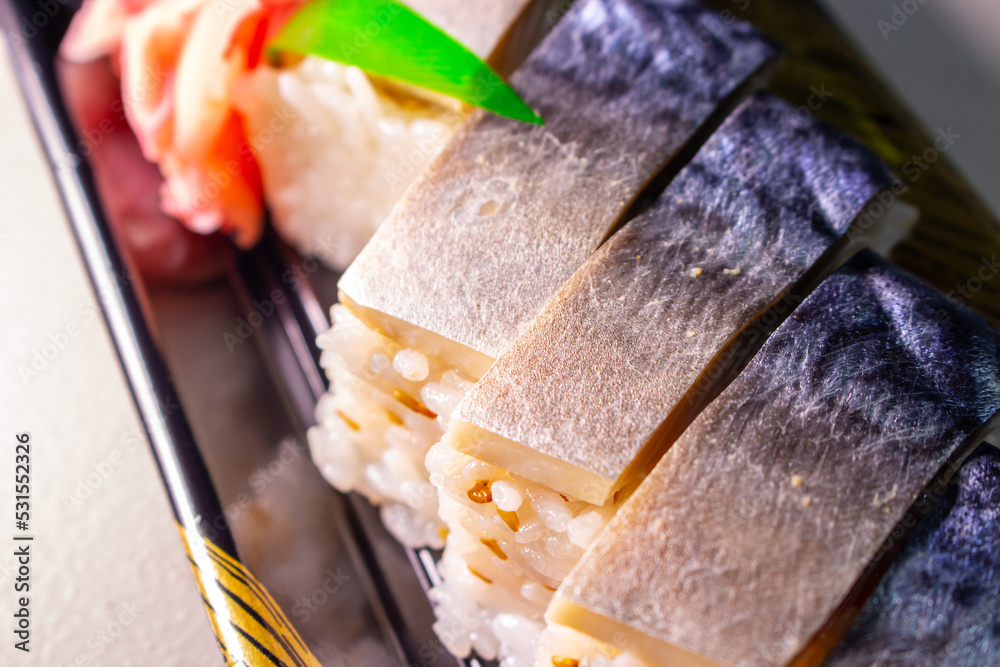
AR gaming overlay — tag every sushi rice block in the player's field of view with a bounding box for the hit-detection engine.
[428,93,914,664]
[546,251,1000,667]
[309,0,776,551]
[233,0,563,267]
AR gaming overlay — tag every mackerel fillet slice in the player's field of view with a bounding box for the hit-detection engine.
[549,251,1000,667]
[338,0,777,364]
[310,0,777,551]
[827,445,1000,667]
[448,92,909,506]
[425,95,911,663]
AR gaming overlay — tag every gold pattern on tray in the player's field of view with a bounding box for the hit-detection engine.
[177,524,323,667]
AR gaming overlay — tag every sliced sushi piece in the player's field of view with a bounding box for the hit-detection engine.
[427,93,914,663]
[825,444,1000,667]
[536,451,1000,666]
[310,0,777,551]
[545,250,1000,667]
[235,0,564,267]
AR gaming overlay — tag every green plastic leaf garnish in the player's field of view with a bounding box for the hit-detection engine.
[268,0,543,124]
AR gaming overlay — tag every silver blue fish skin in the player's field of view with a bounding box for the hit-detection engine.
[339,0,776,359]
[456,92,893,494]
[827,446,1000,667]
[555,251,1000,667]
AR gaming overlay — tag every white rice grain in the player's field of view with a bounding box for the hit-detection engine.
[393,348,430,381]
[492,481,524,512]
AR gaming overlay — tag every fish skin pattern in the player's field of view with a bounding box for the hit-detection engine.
[557,250,1000,667]
[827,445,1000,667]
[339,0,777,360]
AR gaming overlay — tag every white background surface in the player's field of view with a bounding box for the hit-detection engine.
[0,1,998,665]
[0,43,220,666]
[824,0,1000,217]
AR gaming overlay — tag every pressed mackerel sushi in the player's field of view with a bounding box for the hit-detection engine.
[546,251,1000,667]
[826,446,1000,667]
[446,91,913,504]
[234,0,562,267]
[310,0,776,552]
[427,93,914,664]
